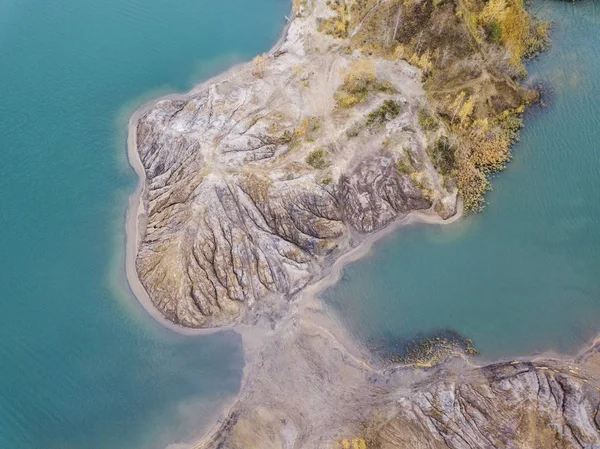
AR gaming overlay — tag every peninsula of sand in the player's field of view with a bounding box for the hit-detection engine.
[126,0,600,447]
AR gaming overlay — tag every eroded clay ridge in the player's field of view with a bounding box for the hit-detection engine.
[198,319,600,449]
[133,0,540,328]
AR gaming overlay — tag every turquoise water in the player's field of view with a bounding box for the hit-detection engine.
[322,0,600,361]
[0,1,287,448]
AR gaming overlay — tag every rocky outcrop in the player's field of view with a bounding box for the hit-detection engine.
[132,0,457,328]
[199,318,600,449]
[338,155,431,232]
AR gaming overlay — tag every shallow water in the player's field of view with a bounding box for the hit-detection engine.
[0,0,287,448]
[321,0,600,361]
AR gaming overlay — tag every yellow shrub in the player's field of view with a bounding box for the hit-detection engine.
[318,0,349,38]
[352,438,367,449]
[470,137,509,171]
[478,0,543,66]
[334,59,394,108]
[408,50,433,75]
[456,155,489,212]
[500,4,529,64]
[252,53,268,78]
[338,437,367,449]
[292,0,307,14]
[457,96,475,128]
[479,0,508,25]
[294,116,321,141]
[342,59,376,87]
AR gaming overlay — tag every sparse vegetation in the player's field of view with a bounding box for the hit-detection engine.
[401,332,479,367]
[334,59,394,109]
[319,0,385,40]
[318,0,349,38]
[428,136,456,175]
[485,19,503,43]
[275,116,323,151]
[418,108,438,131]
[252,53,268,78]
[305,148,329,169]
[345,100,401,138]
[409,171,429,193]
[346,122,363,138]
[454,109,525,211]
[365,100,401,126]
[294,116,322,142]
[395,157,412,175]
[312,0,547,211]
[369,329,479,367]
[524,19,550,59]
[292,0,307,15]
[478,0,550,72]
[327,0,547,212]
[338,437,368,449]
[408,50,433,75]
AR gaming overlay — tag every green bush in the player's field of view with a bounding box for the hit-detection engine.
[395,158,412,174]
[428,136,456,174]
[306,148,329,169]
[485,20,503,43]
[365,100,401,126]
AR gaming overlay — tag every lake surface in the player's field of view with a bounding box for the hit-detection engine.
[1,0,599,447]
[0,0,288,448]
[321,0,600,361]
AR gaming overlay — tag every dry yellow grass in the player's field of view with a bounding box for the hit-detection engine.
[292,0,307,14]
[252,53,268,78]
[338,437,368,449]
[334,59,393,108]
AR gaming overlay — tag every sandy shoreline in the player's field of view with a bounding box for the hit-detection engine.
[124,11,296,338]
